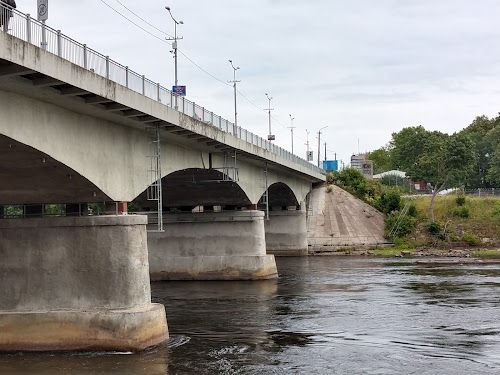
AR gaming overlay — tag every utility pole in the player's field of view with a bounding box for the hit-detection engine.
[324,141,327,161]
[288,114,295,154]
[228,60,240,127]
[265,93,274,141]
[317,126,328,167]
[165,6,183,108]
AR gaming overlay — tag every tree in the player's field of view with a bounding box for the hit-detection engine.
[460,115,496,188]
[390,127,476,223]
[368,147,392,174]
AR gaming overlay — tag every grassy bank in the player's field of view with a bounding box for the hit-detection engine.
[396,194,500,249]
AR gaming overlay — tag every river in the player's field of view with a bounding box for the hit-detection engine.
[1,257,499,374]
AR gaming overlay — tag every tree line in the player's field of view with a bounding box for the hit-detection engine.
[369,114,500,189]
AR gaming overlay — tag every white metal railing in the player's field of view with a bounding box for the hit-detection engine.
[1,4,323,175]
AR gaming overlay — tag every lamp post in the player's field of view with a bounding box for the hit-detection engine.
[228,60,240,127]
[288,114,296,154]
[165,6,183,108]
[265,93,274,141]
[305,129,311,161]
[317,126,328,167]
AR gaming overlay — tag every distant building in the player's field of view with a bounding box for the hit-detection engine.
[372,170,406,179]
[350,153,373,178]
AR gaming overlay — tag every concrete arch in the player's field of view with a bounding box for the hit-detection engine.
[261,182,299,207]
[0,135,110,204]
[134,168,252,209]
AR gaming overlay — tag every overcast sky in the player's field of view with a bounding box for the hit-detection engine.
[20,0,500,166]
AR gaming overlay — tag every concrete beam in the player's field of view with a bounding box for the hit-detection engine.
[59,87,89,97]
[0,64,35,77]
[32,77,65,88]
[170,130,191,136]
[85,96,114,105]
[105,103,131,112]
[123,109,144,118]
[137,116,159,124]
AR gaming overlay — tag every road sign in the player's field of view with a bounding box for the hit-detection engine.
[37,0,48,21]
[172,85,186,96]
[268,134,275,141]
[307,151,313,161]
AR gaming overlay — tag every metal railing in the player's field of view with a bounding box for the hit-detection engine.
[1,4,323,175]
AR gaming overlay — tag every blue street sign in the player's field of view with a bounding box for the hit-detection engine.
[173,86,186,96]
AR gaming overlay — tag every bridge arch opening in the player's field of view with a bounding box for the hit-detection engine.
[0,135,110,205]
[133,168,252,211]
[260,182,299,210]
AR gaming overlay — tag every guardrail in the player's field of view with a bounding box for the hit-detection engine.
[1,4,323,175]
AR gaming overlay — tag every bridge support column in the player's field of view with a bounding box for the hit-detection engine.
[148,210,278,280]
[264,207,308,256]
[0,216,168,352]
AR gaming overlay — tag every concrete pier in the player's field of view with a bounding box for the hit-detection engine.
[0,216,168,352]
[148,210,278,280]
[264,208,308,256]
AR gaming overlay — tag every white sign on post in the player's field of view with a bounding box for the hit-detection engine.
[37,0,49,22]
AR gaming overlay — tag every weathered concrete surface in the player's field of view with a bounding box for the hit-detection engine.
[0,216,168,351]
[265,209,308,256]
[148,211,278,280]
[307,185,387,252]
[0,305,167,352]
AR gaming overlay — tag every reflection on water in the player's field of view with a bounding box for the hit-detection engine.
[1,258,500,374]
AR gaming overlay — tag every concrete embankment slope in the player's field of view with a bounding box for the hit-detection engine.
[307,185,388,253]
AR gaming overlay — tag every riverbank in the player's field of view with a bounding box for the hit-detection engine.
[309,246,500,260]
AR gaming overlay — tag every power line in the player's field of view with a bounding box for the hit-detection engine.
[99,0,170,44]
[177,49,231,87]
[113,0,173,38]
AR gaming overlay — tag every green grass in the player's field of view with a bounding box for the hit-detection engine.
[473,250,500,258]
[399,195,500,246]
[372,247,417,257]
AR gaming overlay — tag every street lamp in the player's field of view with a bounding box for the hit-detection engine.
[165,6,183,104]
[265,93,274,141]
[317,126,328,167]
[228,60,240,127]
[305,129,311,161]
[288,114,296,154]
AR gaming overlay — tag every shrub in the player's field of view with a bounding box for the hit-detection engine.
[452,206,470,218]
[326,171,339,185]
[377,190,402,214]
[455,195,466,206]
[407,204,417,217]
[427,222,442,236]
[385,211,417,239]
[462,233,481,246]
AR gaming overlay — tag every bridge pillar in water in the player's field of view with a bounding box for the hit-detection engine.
[0,215,168,352]
[148,210,278,280]
[264,205,308,256]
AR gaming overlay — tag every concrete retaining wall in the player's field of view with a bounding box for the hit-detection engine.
[0,215,168,351]
[148,210,278,280]
[265,210,308,256]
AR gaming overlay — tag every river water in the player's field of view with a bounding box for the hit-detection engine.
[1,257,500,374]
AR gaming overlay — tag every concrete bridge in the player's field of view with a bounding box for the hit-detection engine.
[0,8,324,353]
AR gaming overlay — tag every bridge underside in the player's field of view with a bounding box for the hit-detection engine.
[0,135,109,205]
